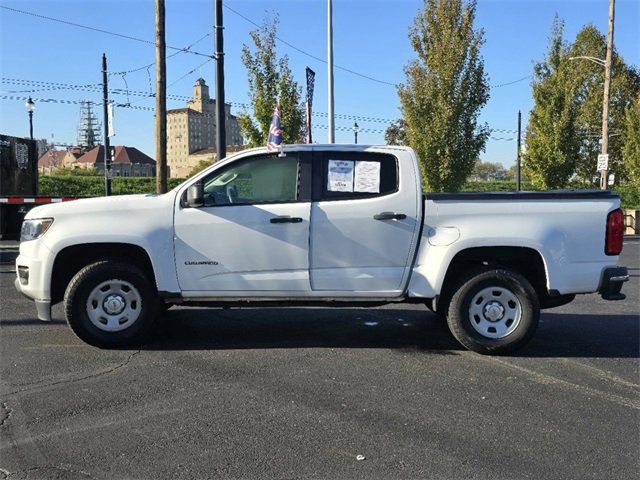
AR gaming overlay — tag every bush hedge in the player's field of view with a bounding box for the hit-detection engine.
[39,176,185,197]
[38,176,640,210]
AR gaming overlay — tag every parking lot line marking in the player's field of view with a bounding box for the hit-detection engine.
[556,358,640,391]
[464,353,640,411]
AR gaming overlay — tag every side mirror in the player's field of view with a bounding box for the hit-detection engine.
[186,183,204,208]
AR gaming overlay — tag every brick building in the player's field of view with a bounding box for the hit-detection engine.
[167,78,243,178]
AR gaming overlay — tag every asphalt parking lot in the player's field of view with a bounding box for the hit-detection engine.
[1,240,638,480]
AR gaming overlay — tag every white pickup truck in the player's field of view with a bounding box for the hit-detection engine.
[15,145,629,354]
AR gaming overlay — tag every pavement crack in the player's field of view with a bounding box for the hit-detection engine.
[2,351,140,397]
[0,403,12,428]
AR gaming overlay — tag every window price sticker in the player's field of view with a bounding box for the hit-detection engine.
[354,161,380,193]
[327,159,354,192]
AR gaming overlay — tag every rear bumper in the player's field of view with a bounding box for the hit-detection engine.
[599,266,629,300]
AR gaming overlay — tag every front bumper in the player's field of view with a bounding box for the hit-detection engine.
[599,266,629,301]
[14,277,52,321]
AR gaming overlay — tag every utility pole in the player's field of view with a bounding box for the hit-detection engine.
[516,110,521,191]
[327,0,335,143]
[600,0,615,190]
[101,53,112,196]
[155,0,168,194]
[214,0,226,161]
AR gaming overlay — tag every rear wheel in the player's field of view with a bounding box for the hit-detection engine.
[446,268,539,354]
[64,260,158,347]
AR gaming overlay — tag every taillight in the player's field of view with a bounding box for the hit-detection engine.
[605,208,624,255]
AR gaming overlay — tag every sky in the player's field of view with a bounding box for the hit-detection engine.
[1,0,638,168]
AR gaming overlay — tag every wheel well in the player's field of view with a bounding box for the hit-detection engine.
[440,247,548,305]
[51,243,156,305]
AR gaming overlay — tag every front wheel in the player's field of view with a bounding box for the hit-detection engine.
[446,268,539,354]
[64,260,158,347]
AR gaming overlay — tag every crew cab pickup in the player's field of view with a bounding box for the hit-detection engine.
[15,145,629,354]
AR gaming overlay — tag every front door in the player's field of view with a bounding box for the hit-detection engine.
[174,152,312,293]
[309,151,421,293]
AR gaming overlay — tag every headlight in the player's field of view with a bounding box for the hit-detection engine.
[20,218,54,242]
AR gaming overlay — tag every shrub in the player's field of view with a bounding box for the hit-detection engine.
[39,176,185,197]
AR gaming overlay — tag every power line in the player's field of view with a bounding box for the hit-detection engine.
[491,75,532,88]
[0,5,214,59]
[1,87,525,137]
[1,77,398,124]
[168,58,215,88]
[224,4,397,87]
[0,93,390,133]
[2,94,529,143]
[2,5,535,93]
[225,4,536,92]
[109,30,214,76]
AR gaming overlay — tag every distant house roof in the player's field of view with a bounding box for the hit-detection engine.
[38,150,68,168]
[77,146,156,165]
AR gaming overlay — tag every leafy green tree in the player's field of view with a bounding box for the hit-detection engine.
[622,94,640,187]
[384,119,407,145]
[237,16,304,147]
[187,159,214,178]
[470,159,508,181]
[397,0,490,191]
[568,25,640,183]
[506,164,528,182]
[524,17,580,189]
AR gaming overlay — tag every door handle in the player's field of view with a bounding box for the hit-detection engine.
[270,216,303,224]
[374,212,407,221]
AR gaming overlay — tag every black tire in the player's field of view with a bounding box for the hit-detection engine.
[64,260,158,347]
[446,268,539,355]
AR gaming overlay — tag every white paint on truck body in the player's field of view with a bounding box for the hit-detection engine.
[16,145,622,312]
[408,196,620,298]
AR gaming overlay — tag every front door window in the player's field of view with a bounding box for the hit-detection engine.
[202,155,300,206]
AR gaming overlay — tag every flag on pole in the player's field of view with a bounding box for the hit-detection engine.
[266,104,282,152]
[305,67,316,144]
[107,101,115,137]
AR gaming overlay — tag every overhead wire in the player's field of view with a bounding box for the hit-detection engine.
[2,4,534,95]
[109,30,214,76]
[223,4,397,87]
[0,5,214,59]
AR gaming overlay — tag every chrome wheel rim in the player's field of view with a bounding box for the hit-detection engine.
[468,286,522,339]
[86,279,142,332]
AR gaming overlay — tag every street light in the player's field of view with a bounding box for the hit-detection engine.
[353,121,359,144]
[569,52,610,190]
[25,97,35,141]
[567,0,615,190]
[568,56,605,67]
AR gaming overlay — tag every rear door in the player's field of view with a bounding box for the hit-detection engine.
[309,150,421,293]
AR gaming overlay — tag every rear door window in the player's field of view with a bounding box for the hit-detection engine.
[313,152,398,201]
